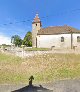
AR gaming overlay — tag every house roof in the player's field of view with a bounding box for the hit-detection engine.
[37,25,80,35]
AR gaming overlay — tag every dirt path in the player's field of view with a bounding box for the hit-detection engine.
[0,79,80,92]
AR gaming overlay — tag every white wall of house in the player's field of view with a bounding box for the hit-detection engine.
[37,33,80,49]
[73,33,80,48]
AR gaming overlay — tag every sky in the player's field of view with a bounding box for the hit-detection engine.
[0,0,80,45]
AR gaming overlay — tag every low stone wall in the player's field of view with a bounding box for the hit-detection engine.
[1,48,80,58]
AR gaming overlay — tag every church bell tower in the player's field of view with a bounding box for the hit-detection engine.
[32,14,42,48]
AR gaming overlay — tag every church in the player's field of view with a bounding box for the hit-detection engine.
[32,14,80,49]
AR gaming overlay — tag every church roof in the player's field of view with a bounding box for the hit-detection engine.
[32,14,41,23]
[38,25,80,35]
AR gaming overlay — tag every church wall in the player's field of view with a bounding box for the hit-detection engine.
[37,34,71,49]
[37,33,80,49]
[73,33,80,49]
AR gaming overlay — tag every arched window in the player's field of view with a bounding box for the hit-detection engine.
[77,36,80,42]
[61,37,64,42]
[36,24,37,26]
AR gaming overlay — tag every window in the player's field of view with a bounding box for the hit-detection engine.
[77,36,80,42]
[36,24,37,26]
[61,37,64,42]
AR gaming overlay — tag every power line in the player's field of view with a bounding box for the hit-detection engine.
[41,8,80,19]
[0,19,32,26]
[0,8,80,26]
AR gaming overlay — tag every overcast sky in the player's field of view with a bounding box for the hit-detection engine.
[0,0,80,44]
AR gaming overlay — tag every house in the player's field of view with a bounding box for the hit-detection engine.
[32,14,80,49]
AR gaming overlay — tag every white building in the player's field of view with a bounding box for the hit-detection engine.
[32,14,80,49]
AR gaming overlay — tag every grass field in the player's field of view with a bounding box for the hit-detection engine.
[0,52,80,84]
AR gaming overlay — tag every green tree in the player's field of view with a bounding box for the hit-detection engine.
[23,31,32,47]
[11,35,22,47]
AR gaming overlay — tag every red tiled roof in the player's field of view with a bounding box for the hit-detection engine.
[32,14,41,23]
[38,25,80,35]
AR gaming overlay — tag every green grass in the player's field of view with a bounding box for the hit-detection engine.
[25,48,50,51]
[0,53,80,84]
[0,53,22,64]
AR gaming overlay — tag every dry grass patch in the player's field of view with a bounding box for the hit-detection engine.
[0,53,80,84]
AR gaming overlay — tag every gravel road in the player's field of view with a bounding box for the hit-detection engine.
[0,79,80,92]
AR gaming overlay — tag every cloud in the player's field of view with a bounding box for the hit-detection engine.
[0,33,11,45]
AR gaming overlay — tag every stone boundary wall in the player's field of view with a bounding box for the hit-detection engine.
[0,48,80,58]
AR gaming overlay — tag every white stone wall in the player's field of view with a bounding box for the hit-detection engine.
[73,33,80,48]
[37,33,80,49]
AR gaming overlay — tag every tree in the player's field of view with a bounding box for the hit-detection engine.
[11,35,22,47]
[23,31,32,47]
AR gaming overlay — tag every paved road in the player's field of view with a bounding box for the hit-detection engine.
[0,79,80,92]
